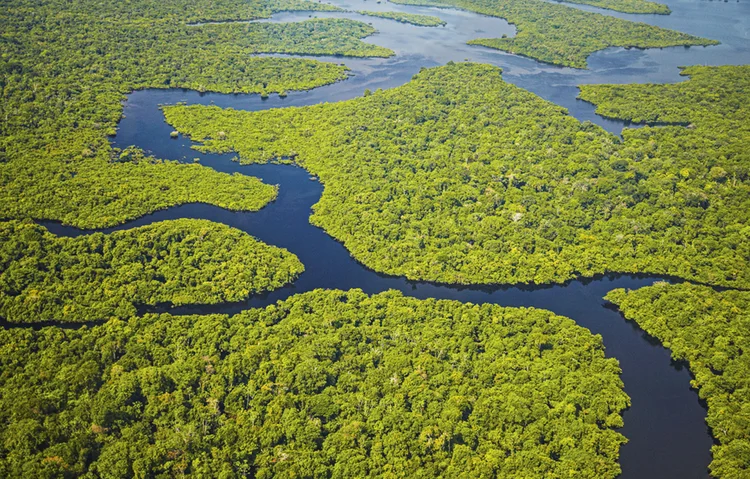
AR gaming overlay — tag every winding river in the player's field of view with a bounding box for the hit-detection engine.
[36,0,750,477]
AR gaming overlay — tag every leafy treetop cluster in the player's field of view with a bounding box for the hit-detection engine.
[0,289,629,478]
[164,63,750,288]
[606,283,750,478]
[389,0,713,68]
[0,0,391,229]
[0,219,304,323]
[356,10,446,26]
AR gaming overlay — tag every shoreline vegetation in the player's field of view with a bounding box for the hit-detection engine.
[1,0,391,230]
[607,283,750,478]
[551,0,671,14]
[0,219,305,323]
[0,289,630,478]
[164,62,749,289]
[1,0,746,476]
[356,10,447,26]
[388,0,715,68]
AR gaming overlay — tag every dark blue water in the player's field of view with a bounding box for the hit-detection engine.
[42,156,714,479]
[35,0,750,476]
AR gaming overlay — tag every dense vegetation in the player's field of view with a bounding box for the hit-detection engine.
[0,289,629,478]
[0,0,392,229]
[191,19,394,59]
[60,0,343,24]
[389,0,714,68]
[2,147,279,229]
[578,65,750,287]
[0,219,304,323]
[553,0,670,14]
[606,283,750,478]
[165,63,749,288]
[356,10,446,26]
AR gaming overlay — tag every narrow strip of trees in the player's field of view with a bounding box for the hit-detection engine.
[0,219,304,322]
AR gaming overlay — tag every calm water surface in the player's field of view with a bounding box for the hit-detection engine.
[41,0,750,477]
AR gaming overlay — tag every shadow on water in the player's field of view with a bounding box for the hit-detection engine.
[29,0,750,475]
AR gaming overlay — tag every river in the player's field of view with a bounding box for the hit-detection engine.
[38,0,750,476]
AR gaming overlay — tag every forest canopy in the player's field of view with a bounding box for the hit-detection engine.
[0,0,390,228]
[0,219,304,323]
[606,283,750,478]
[389,0,712,68]
[2,0,744,477]
[164,63,750,288]
[578,65,750,286]
[0,289,629,478]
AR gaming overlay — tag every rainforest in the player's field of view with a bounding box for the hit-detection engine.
[164,63,750,288]
[1,0,748,477]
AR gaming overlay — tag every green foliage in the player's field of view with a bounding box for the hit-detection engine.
[553,0,670,14]
[0,289,629,478]
[164,63,750,288]
[1,147,279,228]
[579,65,748,125]
[189,19,394,58]
[606,283,750,478]
[54,0,343,24]
[356,10,446,26]
[0,0,391,228]
[389,0,714,68]
[0,219,304,322]
[578,65,750,287]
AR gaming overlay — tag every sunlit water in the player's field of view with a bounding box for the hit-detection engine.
[37,0,750,476]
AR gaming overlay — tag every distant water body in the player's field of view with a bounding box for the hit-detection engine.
[40,1,750,477]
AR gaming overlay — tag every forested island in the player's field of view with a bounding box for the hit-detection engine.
[553,0,670,14]
[389,0,713,68]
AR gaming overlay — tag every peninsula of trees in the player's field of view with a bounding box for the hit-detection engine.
[606,283,750,478]
[356,10,446,26]
[553,0,670,14]
[0,220,304,323]
[0,0,392,229]
[390,0,713,68]
[164,63,749,289]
